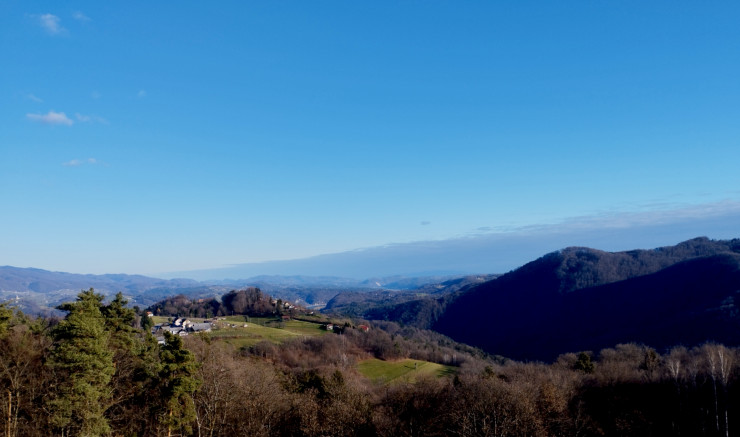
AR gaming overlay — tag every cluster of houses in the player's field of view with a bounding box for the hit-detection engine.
[151,317,213,344]
[271,299,298,311]
[321,323,370,333]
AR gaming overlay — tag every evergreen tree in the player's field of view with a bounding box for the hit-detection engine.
[47,289,114,437]
[158,332,201,437]
[102,292,137,347]
[141,310,154,332]
[102,292,151,433]
[574,351,595,374]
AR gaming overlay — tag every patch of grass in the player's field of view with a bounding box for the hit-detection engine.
[222,315,274,324]
[357,358,456,384]
[283,319,328,335]
[208,317,327,348]
[150,316,170,325]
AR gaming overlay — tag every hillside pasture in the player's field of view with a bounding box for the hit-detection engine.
[208,317,328,348]
[357,358,456,384]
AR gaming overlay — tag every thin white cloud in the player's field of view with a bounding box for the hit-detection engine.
[27,94,43,103]
[26,110,73,126]
[469,199,740,238]
[75,113,109,124]
[72,11,91,22]
[62,158,100,167]
[38,13,65,35]
[91,91,101,99]
[137,90,147,98]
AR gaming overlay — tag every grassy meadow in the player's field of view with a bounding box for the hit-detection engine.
[357,358,456,384]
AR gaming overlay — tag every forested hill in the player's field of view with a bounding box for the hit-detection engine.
[432,237,740,361]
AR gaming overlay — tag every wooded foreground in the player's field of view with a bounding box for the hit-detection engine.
[1,290,739,436]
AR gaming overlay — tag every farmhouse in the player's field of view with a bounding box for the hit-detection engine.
[152,318,214,343]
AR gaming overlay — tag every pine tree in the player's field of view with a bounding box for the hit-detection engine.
[47,289,114,437]
[158,332,201,437]
[102,292,150,433]
[574,352,595,374]
[102,292,137,350]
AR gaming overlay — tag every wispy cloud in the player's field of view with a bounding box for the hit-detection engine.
[137,90,147,98]
[72,11,91,22]
[26,110,73,126]
[26,93,43,103]
[63,158,100,167]
[38,13,65,35]
[468,199,740,238]
[91,91,101,99]
[75,113,108,124]
[558,200,740,232]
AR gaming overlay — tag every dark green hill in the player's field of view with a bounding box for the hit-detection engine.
[431,237,740,361]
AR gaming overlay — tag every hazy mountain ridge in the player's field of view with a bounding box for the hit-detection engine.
[0,266,475,313]
[0,266,216,312]
[0,266,199,294]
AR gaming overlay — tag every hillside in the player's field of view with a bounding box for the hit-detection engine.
[433,237,740,361]
[323,274,496,324]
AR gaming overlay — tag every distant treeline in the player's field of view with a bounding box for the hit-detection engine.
[147,287,279,318]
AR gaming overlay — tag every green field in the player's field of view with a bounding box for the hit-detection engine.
[357,358,456,384]
[150,315,171,325]
[151,315,329,348]
[208,317,328,348]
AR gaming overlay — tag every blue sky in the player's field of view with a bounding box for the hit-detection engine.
[2,1,739,277]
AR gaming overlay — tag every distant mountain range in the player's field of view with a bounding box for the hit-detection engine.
[0,267,225,313]
[0,266,467,314]
[5,236,740,363]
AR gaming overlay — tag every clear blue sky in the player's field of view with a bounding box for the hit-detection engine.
[2,1,739,276]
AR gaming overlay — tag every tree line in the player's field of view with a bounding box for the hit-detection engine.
[2,289,740,436]
[148,287,276,319]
